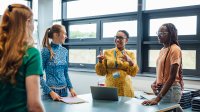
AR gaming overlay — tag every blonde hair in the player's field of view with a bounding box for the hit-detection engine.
[42,24,66,60]
[0,4,34,84]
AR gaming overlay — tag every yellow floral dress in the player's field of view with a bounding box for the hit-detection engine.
[95,47,139,97]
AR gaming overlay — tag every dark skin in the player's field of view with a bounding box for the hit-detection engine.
[142,26,179,105]
[97,31,134,66]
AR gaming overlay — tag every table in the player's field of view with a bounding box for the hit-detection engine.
[43,94,181,112]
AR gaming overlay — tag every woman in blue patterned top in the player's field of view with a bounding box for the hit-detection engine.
[40,24,77,101]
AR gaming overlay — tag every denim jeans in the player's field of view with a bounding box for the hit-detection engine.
[42,86,68,100]
[159,85,182,103]
[159,85,183,112]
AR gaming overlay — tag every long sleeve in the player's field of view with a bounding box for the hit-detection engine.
[117,51,139,77]
[125,52,139,76]
[40,48,52,94]
[95,50,108,76]
[64,50,73,89]
[40,76,52,94]
[41,48,49,70]
[96,48,137,97]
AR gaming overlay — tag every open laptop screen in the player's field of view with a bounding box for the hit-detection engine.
[90,86,118,101]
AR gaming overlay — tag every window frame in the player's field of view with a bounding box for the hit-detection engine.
[65,45,98,68]
[100,16,138,42]
[62,0,200,79]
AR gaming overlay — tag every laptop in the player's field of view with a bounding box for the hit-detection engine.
[90,86,118,101]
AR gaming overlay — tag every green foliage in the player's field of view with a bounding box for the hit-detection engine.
[70,31,95,39]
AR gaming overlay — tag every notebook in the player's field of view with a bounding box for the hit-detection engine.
[60,97,86,104]
[90,86,118,101]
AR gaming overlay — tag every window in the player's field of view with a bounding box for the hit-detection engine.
[65,0,138,19]
[69,49,96,64]
[53,21,62,25]
[103,20,137,38]
[53,0,62,20]
[69,24,96,39]
[63,0,200,78]
[145,0,200,10]
[149,16,197,36]
[148,50,196,70]
[182,50,196,69]
[53,0,62,26]
[148,50,159,67]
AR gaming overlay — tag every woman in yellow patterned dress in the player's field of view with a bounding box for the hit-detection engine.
[95,30,139,97]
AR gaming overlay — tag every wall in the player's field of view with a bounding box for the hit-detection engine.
[38,0,53,47]
[69,71,200,95]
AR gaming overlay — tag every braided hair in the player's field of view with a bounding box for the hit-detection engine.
[162,23,184,90]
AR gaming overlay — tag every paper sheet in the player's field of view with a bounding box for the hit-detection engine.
[140,94,157,100]
[60,97,87,104]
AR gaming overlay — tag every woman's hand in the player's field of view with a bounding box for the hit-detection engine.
[97,51,105,63]
[121,51,134,66]
[142,98,159,106]
[70,88,77,97]
[49,91,62,101]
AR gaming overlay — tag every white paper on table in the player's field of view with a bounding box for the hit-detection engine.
[60,97,87,104]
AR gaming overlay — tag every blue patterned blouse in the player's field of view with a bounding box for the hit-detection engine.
[40,42,72,95]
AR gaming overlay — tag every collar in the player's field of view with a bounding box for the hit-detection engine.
[51,42,61,48]
[115,47,126,53]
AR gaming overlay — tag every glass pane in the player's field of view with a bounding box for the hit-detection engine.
[182,50,196,69]
[33,21,38,44]
[69,49,96,64]
[53,0,62,20]
[53,21,62,25]
[69,24,96,39]
[148,50,160,67]
[32,0,38,19]
[150,16,197,36]
[66,0,137,19]
[0,0,29,15]
[145,0,200,10]
[148,50,196,69]
[103,20,137,38]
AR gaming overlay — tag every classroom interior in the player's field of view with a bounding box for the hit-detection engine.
[0,0,200,112]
